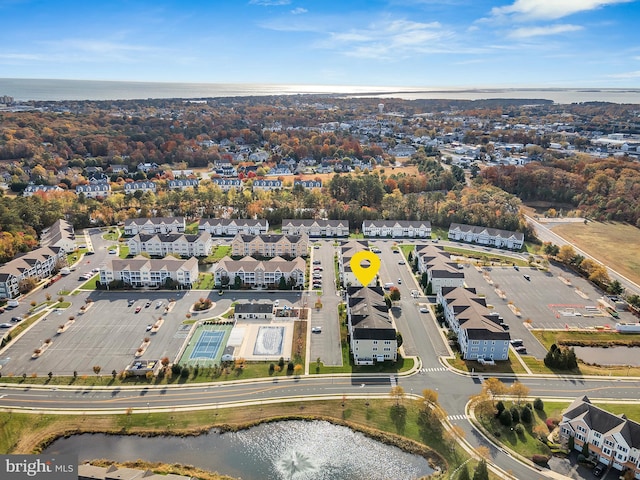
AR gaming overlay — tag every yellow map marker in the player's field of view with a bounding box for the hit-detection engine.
[350,250,381,286]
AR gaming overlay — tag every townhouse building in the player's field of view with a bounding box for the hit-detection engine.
[346,286,397,365]
[362,220,431,238]
[123,217,185,236]
[40,219,76,253]
[252,179,282,190]
[339,240,375,287]
[23,184,63,196]
[414,244,465,293]
[99,255,198,289]
[214,256,306,289]
[560,395,640,477]
[437,286,510,361]
[0,246,65,299]
[168,178,199,190]
[231,233,308,258]
[293,179,322,189]
[211,178,242,191]
[127,232,213,258]
[123,180,157,194]
[76,182,111,198]
[448,223,524,250]
[281,219,349,237]
[198,218,268,236]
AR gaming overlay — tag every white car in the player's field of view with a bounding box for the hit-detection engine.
[274,300,280,307]
[419,307,429,313]
[311,326,322,333]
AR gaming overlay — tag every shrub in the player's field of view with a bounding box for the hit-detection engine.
[495,400,505,416]
[514,423,525,435]
[180,366,190,378]
[520,405,533,423]
[171,364,182,375]
[532,454,550,466]
[533,398,544,411]
[499,409,512,427]
[546,417,560,431]
[287,361,294,373]
[510,406,520,424]
[269,363,275,373]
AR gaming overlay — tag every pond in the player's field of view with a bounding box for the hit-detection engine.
[43,420,436,480]
[573,346,640,366]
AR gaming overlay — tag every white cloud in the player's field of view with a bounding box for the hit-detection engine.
[249,0,291,5]
[316,19,460,59]
[491,0,635,21]
[291,7,307,15]
[509,23,583,38]
[609,70,640,78]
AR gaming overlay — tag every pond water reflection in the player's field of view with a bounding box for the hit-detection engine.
[43,420,435,480]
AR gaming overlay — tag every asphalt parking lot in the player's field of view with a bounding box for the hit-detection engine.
[463,262,633,359]
[0,290,228,376]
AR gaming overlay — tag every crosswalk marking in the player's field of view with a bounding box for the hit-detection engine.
[447,414,467,421]
[419,367,447,373]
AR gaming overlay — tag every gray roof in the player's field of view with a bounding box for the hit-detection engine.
[235,302,274,314]
[131,232,209,243]
[283,219,348,228]
[346,286,396,340]
[125,217,184,226]
[449,223,524,242]
[363,220,431,228]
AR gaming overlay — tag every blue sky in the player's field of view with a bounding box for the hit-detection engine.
[0,0,639,87]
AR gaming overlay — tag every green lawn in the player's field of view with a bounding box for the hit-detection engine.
[118,246,130,258]
[185,221,199,234]
[79,275,99,290]
[102,229,120,241]
[202,245,231,263]
[193,273,216,290]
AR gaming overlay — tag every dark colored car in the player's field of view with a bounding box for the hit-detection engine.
[11,316,22,322]
[593,463,606,477]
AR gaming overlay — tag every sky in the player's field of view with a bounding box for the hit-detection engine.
[0,0,639,88]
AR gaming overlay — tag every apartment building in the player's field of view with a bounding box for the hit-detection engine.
[362,220,431,238]
[448,223,524,250]
[346,286,397,365]
[123,217,186,236]
[0,246,65,299]
[231,233,308,258]
[127,232,213,258]
[214,256,306,289]
[99,255,198,288]
[198,218,268,236]
[281,219,349,237]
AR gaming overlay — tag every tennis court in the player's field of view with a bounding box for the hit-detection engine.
[179,324,233,366]
[190,330,225,361]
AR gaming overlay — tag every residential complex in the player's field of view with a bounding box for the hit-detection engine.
[560,396,640,477]
[438,286,510,361]
[231,233,309,258]
[346,286,397,365]
[281,219,349,237]
[0,246,65,299]
[414,244,465,293]
[339,240,375,287]
[198,218,269,236]
[448,223,524,250]
[123,217,186,236]
[99,255,198,288]
[127,232,213,258]
[40,219,76,253]
[362,220,431,238]
[214,256,306,289]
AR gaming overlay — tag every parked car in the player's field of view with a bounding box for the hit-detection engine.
[146,324,153,331]
[419,307,429,313]
[274,300,280,307]
[0,323,13,328]
[515,346,527,354]
[523,274,531,281]
[11,316,22,322]
[156,301,163,308]
[128,299,135,306]
[510,339,523,346]
[135,306,142,313]
[145,301,151,308]
[593,463,606,477]
[398,260,406,265]
[313,260,321,265]
[311,326,322,333]
[513,265,520,271]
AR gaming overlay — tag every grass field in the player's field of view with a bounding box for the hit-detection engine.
[551,221,640,286]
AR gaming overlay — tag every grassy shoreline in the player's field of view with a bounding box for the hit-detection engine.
[2,399,453,479]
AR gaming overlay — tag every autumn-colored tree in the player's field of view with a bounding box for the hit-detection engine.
[390,385,405,405]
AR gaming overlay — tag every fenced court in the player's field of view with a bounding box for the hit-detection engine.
[179,324,232,366]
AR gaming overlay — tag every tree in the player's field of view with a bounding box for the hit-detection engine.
[608,279,624,295]
[533,398,544,411]
[510,381,529,404]
[557,245,576,264]
[499,408,512,426]
[396,332,403,348]
[422,388,438,405]
[520,405,533,423]
[482,377,507,400]
[93,365,101,376]
[389,286,401,301]
[47,371,53,380]
[510,405,520,424]
[458,465,471,480]
[472,459,489,480]
[390,385,405,405]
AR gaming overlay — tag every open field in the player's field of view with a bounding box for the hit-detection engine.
[550,221,640,286]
